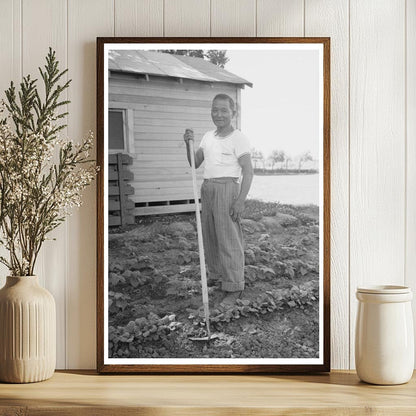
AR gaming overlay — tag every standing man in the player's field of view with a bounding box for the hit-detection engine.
[184,93,253,305]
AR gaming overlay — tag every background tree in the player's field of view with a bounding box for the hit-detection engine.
[159,49,204,58]
[285,156,292,171]
[250,148,264,169]
[204,50,229,68]
[158,49,229,68]
[298,151,313,172]
[269,150,285,170]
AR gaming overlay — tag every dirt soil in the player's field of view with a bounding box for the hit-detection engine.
[108,199,320,359]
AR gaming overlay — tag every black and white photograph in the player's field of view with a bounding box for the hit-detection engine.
[97,38,330,373]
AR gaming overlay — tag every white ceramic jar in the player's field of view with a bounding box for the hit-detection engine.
[355,285,414,385]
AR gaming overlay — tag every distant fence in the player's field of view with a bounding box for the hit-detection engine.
[109,153,135,226]
[253,168,319,175]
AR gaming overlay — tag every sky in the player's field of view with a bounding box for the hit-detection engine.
[223,49,320,160]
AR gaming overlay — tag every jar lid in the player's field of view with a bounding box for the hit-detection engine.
[357,285,411,294]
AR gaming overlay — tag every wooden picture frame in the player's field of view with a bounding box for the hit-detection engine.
[97,37,330,374]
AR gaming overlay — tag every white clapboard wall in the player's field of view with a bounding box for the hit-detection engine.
[0,0,414,370]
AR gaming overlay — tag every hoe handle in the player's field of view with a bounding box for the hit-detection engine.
[188,139,211,339]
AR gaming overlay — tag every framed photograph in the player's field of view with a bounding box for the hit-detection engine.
[97,37,330,373]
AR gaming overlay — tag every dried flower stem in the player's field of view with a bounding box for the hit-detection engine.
[0,48,97,276]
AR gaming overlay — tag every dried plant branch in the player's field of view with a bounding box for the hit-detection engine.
[0,48,98,276]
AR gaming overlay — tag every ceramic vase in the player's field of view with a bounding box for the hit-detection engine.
[0,276,56,383]
[355,285,414,385]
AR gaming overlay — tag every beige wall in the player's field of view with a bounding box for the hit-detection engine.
[0,0,414,370]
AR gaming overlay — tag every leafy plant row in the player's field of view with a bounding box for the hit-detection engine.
[245,239,317,266]
[243,199,318,225]
[244,258,317,284]
[190,280,319,327]
[109,312,181,358]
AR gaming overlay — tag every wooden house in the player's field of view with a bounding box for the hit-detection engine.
[108,50,252,216]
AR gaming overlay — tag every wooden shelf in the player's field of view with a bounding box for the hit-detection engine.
[0,370,415,415]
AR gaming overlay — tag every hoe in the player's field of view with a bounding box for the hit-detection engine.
[187,134,219,342]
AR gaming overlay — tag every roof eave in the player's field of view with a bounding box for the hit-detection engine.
[109,69,253,88]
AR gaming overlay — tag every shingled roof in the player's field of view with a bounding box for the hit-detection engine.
[108,50,253,88]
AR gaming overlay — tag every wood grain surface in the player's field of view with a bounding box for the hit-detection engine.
[22,0,68,369]
[0,0,21,294]
[164,0,210,37]
[66,0,114,370]
[406,0,416,367]
[349,0,406,369]
[115,0,163,37]
[305,0,350,371]
[257,0,304,37]
[0,371,415,415]
[211,0,256,37]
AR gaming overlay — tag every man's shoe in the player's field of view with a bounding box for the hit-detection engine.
[220,291,243,307]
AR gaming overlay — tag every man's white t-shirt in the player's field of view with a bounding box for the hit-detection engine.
[199,129,251,179]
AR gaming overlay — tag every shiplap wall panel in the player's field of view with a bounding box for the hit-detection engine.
[0,0,21,286]
[0,0,415,370]
[406,0,416,364]
[165,0,210,36]
[66,0,114,370]
[115,0,163,37]
[22,0,68,369]
[349,0,406,369]
[0,0,21,99]
[257,0,304,36]
[305,0,350,370]
[211,0,256,37]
